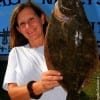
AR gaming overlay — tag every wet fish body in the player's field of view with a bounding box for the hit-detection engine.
[44,0,98,100]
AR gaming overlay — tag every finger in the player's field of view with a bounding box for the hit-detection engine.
[42,81,60,90]
[42,75,63,81]
[43,70,61,76]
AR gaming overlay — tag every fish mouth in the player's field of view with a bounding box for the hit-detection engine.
[54,1,70,21]
[57,0,81,16]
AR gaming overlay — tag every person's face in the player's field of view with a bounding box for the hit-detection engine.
[17,7,45,41]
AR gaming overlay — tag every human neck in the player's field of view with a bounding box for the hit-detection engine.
[29,35,44,48]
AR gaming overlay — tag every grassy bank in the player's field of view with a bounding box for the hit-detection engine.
[82,61,100,100]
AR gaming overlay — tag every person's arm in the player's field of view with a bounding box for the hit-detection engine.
[8,83,30,100]
[8,70,63,100]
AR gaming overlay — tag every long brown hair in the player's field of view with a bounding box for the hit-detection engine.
[10,1,48,48]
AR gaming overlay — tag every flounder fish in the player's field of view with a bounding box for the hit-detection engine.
[44,0,98,100]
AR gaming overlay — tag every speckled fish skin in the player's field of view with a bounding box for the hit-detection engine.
[44,0,98,100]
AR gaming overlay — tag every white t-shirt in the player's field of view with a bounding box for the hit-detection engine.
[3,44,67,100]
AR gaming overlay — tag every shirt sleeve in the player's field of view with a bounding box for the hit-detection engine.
[2,47,17,90]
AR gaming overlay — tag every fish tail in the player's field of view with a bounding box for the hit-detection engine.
[66,90,80,100]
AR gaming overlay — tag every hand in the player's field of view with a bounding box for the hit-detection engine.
[40,70,63,92]
[32,70,63,95]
